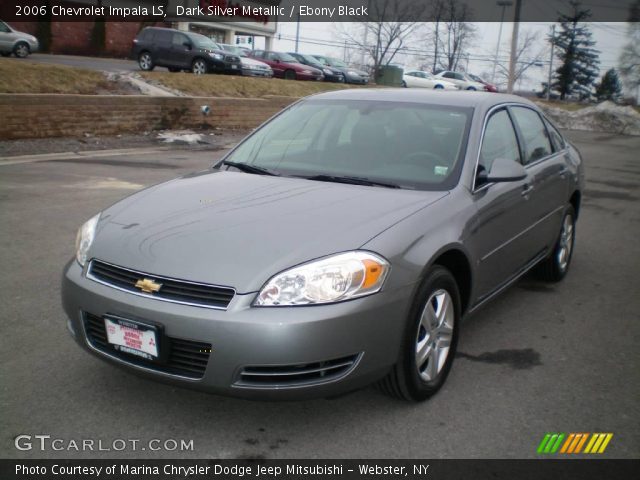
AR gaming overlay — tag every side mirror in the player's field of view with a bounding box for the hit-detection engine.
[478,158,527,183]
[183,41,192,50]
[274,58,281,63]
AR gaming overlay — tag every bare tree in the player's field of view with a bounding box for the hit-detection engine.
[619,0,640,93]
[494,29,547,88]
[337,0,427,76]
[431,0,476,72]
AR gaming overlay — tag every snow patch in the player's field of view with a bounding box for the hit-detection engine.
[539,101,640,136]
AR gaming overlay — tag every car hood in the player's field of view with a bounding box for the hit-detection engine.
[240,57,271,69]
[90,171,447,293]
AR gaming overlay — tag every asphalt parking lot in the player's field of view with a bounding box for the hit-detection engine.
[1,130,639,459]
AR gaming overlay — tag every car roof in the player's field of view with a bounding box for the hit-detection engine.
[307,88,535,110]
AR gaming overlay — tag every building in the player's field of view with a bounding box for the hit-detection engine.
[2,0,279,57]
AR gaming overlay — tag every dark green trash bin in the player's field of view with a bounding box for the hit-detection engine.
[375,66,404,87]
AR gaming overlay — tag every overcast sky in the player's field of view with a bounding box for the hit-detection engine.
[270,21,627,92]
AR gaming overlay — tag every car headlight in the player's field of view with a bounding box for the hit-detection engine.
[209,52,224,60]
[347,70,358,76]
[75,213,100,266]
[302,69,313,74]
[254,251,389,306]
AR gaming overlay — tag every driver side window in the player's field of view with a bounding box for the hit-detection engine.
[478,109,521,184]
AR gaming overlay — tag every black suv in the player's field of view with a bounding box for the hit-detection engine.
[132,27,241,75]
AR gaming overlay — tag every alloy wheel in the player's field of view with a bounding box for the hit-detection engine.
[557,214,574,271]
[192,60,206,75]
[14,43,29,58]
[415,289,454,382]
[139,53,152,70]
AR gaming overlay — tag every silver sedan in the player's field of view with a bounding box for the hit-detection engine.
[62,89,584,401]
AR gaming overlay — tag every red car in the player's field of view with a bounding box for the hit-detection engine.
[249,50,324,81]
[468,73,498,93]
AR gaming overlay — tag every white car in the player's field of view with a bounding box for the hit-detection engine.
[217,43,273,77]
[434,71,487,91]
[402,70,458,90]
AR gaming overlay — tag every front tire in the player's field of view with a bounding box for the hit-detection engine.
[14,42,30,58]
[434,84,444,89]
[378,266,460,401]
[138,52,154,71]
[535,205,576,282]
[192,58,208,75]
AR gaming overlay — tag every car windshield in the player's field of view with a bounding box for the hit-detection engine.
[327,57,347,68]
[190,34,219,50]
[298,54,321,65]
[277,52,298,62]
[220,100,472,190]
[219,44,246,56]
[467,73,482,82]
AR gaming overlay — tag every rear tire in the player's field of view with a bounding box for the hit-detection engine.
[434,84,444,89]
[13,42,30,58]
[466,86,477,91]
[284,69,296,80]
[138,51,154,71]
[378,266,460,401]
[401,80,407,88]
[535,205,576,282]
[192,58,208,75]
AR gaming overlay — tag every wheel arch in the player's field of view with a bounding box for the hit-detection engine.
[569,190,581,219]
[419,246,473,316]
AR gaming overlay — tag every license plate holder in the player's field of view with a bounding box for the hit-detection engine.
[104,316,161,362]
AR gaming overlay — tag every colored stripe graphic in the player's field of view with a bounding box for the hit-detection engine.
[539,433,613,454]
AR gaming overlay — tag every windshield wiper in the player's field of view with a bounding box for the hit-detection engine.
[219,160,279,176]
[301,174,401,189]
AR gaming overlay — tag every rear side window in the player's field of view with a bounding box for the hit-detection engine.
[510,107,552,164]
[479,109,521,178]
[544,118,565,152]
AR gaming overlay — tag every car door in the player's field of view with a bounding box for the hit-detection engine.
[168,32,192,69]
[509,106,569,256]
[265,52,284,76]
[153,30,173,66]
[469,108,538,299]
[0,21,14,52]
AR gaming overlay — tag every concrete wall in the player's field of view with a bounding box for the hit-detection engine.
[0,94,297,140]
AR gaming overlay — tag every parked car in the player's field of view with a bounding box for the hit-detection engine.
[312,55,370,84]
[63,89,583,401]
[131,27,241,75]
[434,71,487,91]
[216,43,273,77]
[467,73,498,92]
[287,52,344,82]
[249,50,323,81]
[402,70,458,90]
[0,20,38,58]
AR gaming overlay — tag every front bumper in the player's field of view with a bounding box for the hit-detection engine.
[62,260,411,400]
[345,73,369,84]
[241,67,273,77]
[297,71,325,81]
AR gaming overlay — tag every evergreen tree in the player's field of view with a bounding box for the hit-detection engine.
[595,69,622,102]
[551,1,600,100]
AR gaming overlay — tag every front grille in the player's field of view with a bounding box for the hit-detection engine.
[88,260,235,309]
[83,313,211,379]
[235,354,360,388]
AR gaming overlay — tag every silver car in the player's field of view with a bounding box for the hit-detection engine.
[62,90,583,401]
[0,20,38,58]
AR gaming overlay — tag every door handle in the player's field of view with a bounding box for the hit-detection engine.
[522,184,534,196]
[558,167,568,177]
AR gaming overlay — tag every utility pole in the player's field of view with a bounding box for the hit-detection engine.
[491,0,513,85]
[294,13,300,53]
[546,24,556,101]
[507,0,522,94]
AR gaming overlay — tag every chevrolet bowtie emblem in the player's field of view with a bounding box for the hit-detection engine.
[135,278,162,293]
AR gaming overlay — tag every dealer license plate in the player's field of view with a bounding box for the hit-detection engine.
[104,317,158,360]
